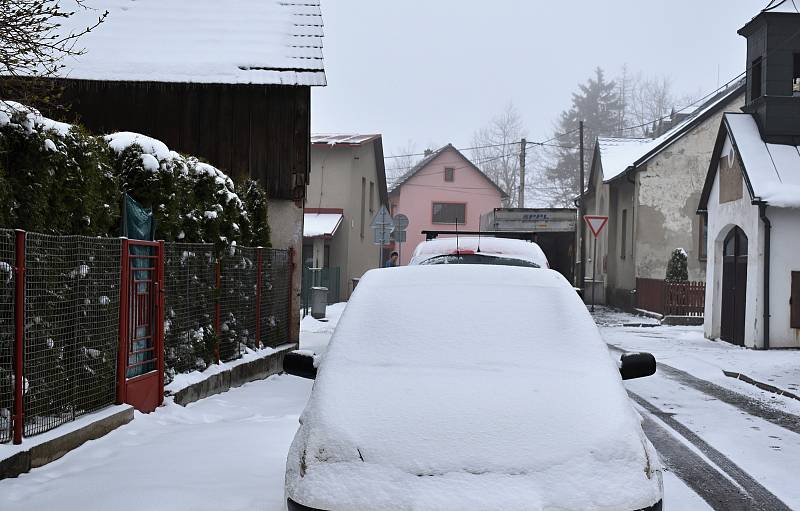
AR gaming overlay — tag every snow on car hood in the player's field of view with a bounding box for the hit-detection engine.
[408,237,549,267]
[287,266,661,510]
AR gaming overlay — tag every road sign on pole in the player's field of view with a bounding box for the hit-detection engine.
[582,215,608,313]
[584,215,609,238]
[371,205,394,229]
[393,214,409,231]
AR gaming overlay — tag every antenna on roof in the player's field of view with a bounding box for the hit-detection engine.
[454,218,460,257]
[477,229,481,253]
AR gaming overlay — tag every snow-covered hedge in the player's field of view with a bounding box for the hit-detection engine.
[0,101,269,250]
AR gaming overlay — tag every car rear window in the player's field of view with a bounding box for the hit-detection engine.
[419,253,540,268]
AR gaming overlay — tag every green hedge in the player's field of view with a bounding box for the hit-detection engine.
[0,102,270,250]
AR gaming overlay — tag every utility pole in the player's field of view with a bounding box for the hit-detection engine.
[578,121,585,290]
[518,138,526,208]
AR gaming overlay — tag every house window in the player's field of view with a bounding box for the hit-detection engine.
[620,209,628,259]
[793,272,800,329]
[794,54,800,94]
[444,167,455,182]
[432,202,466,224]
[369,181,375,213]
[752,57,763,100]
[360,177,366,239]
[699,215,708,261]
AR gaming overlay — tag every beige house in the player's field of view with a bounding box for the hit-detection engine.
[305,135,389,301]
[583,82,745,310]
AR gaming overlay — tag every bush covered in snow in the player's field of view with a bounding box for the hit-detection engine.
[0,102,270,250]
[665,248,688,283]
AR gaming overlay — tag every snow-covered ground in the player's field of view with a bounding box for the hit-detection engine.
[1,302,796,510]
[595,306,800,414]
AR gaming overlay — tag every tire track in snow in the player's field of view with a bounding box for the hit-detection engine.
[631,392,792,511]
[609,344,800,435]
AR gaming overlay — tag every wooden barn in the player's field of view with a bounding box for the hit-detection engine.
[2,0,327,343]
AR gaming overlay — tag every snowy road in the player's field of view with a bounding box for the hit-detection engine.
[602,314,800,510]
[0,304,798,510]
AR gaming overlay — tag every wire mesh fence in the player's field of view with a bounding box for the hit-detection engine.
[163,243,216,381]
[218,246,259,361]
[23,234,121,437]
[263,249,291,348]
[0,230,15,443]
[1,231,293,441]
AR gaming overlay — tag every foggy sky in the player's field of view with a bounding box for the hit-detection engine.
[311,0,768,157]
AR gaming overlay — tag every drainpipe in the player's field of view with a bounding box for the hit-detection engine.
[758,201,771,350]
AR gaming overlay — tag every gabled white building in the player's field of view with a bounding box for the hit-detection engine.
[698,1,800,349]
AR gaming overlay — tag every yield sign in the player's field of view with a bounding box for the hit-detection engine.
[584,215,609,238]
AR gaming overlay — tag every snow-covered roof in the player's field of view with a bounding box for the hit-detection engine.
[596,80,745,183]
[722,113,800,208]
[596,138,655,182]
[304,212,343,238]
[287,265,662,510]
[408,236,549,268]
[36,0,325,86]
[311,134,381,146]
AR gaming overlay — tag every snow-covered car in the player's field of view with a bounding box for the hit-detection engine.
[284,265,662,511]
[408,236,549,268]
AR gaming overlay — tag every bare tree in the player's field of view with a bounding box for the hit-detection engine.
[618,72,692,137]
[385,140,421,189]
[471,103,527,207]
[1,1,107,105]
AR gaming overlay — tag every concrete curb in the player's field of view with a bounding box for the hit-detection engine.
[723,371,800,402]
[0,405,134,480]
[662,315,704,326]
[633,308,664,321]
[172,344,297,407]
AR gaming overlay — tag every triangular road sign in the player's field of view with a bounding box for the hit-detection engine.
[584,215,609,238]
[370,205,394,228]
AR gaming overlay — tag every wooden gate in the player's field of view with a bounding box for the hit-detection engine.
[116,239,165,412]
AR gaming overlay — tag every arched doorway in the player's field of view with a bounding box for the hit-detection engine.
[721,227,748,345]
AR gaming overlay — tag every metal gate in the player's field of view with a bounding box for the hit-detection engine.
[117,240,164,412]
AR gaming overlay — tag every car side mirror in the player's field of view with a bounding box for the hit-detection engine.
[619,352,656,380]
[284,350,318,380]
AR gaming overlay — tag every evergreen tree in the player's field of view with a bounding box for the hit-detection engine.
[665,248,688,283]
[545,68,622,207]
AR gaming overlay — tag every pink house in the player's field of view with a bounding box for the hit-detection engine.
[388,144,507,265]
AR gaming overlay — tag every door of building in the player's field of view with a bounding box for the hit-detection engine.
[117,240,165,412]
[721,227,748,346]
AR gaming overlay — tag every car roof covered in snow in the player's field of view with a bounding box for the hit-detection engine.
[24,0,325,86]
[287,265,661,510]
[408,236,549,267]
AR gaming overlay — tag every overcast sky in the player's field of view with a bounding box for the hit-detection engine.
[311,0,769,156]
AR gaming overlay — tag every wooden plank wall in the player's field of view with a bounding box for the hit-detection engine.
[43,79,310,201]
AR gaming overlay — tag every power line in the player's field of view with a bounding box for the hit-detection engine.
[384,133,579,161]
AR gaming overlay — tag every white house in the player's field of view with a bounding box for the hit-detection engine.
[698,1,800,349]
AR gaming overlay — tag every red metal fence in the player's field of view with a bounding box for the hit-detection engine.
[0,230,294,445]
[636,278,705,317]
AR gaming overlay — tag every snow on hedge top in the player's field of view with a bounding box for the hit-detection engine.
[106,132,171,161]
[408,236,549,267]
[42,0,325,86]
[725,113,800,208]
[0,101,72,136]
[287,265,662,510]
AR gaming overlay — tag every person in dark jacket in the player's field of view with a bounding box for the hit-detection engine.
[384,251,399,268]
